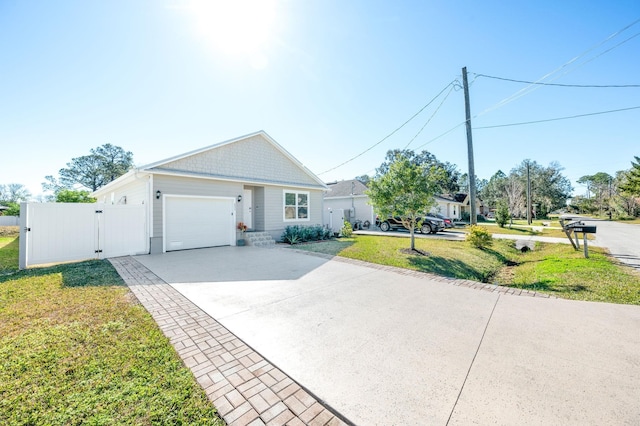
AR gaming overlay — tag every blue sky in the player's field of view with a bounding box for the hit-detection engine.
[1,0,639,199]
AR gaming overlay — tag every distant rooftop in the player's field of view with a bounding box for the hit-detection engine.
[325,179,368,198]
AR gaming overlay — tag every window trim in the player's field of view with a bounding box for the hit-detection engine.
[283,190,310,222]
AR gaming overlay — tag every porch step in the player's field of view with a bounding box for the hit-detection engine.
[244,231,276,248]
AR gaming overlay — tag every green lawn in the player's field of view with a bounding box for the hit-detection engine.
[0,231,223,425]
[289,235,640,305]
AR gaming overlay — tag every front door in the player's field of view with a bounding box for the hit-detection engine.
[243,189,253,229]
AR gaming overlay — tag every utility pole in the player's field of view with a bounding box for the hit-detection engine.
[526,161,532,225]
[462,67,477,225]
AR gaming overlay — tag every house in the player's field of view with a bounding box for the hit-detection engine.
[432,195,465,219]
[92,131,328,253]
[323,179,375,227]
[439,193,488,219]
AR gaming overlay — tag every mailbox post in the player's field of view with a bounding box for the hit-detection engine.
[560,217,597,258]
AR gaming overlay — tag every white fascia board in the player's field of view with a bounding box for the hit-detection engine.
[148,169,326,191]
[324,195,370,200]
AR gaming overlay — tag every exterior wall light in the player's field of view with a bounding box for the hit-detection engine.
[156,190,161,199]
[237,194,242,202]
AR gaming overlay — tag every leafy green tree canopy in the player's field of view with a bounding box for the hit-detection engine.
[619,156,640,196]
[367,150,446,250]
[44,144,134,193]
[55,189,97,203]
[377,149,460,194]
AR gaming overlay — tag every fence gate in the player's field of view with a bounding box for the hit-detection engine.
[20,203,148,269]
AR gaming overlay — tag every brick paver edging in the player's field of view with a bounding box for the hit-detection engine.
[285,247,557,299]
[109,256,349,426]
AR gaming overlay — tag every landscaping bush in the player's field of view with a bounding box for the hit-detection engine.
[341,221,353,238]
[281,224,334,245]
[466,225,493,249]
[495,201,510,228]
[461,212,487,223]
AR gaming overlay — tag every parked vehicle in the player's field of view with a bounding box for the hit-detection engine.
[433,213,454,228]
[375,215,445,234]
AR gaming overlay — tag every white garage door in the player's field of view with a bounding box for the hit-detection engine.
[165,196,235,251]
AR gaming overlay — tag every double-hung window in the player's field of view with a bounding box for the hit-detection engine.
[284,190,309,221]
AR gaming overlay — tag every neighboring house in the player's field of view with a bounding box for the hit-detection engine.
[446,193,488,218]
[432,195,465,219]
[323,179,374,227]
[92,131,328,253]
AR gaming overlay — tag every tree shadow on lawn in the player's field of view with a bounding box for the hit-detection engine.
[511,280,591,294]
[407,254,490,282]
[0,259,125,288]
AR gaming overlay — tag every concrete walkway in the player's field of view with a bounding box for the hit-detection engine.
[113,247,640,425]
[109,256,347,426]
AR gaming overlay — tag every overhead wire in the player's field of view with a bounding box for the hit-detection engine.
[317,80,456,175]
[473,73,640,88]
[474,105,640,129]
[473,16,640,118]
[403,84,456,149]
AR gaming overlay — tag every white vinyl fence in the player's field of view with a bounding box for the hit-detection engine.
[19,203,148,269]
[0,216,19,226]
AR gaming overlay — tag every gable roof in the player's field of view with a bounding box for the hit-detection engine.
[324,179,368,198]
[143,130,326,188]
[93,131,327,196]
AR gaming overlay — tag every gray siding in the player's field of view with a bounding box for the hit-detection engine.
[155,134,320,187]
[262,186,324,241]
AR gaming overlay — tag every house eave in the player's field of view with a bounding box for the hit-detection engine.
[149,169,327,191]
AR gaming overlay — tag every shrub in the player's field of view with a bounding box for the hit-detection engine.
[466,225,493,249]
[341,221,353,238]
[461,211,487,223]
[281,224,334,244]
[495,201,510,228]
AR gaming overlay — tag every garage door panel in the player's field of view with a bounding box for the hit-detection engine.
[165,197,234,251]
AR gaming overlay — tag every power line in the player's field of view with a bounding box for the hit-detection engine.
[403,84,456,149]
[474,105,640,129]
[317,80,456,175]
[474,17,640,118]
[473,73,640,88]
[413,121,466,150]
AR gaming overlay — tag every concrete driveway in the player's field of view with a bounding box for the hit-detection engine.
[135,247,640,425]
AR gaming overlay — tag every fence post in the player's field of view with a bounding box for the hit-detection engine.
[19,203,28,269]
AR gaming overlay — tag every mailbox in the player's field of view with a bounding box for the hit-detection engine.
[570,226,596,234]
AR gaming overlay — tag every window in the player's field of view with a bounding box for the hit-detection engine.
[284,190,309,221]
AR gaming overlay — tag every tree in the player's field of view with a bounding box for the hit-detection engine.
[0,202,20,216]
[504,174,525,222]
[376,149,458,194]
[51,144,134,192]
[367,150,445,250]
[578,172,613,216]
[495,200,509,228]
[355,175,371,186]
[511,160,572,218]
[619,156,640,196]
[55,189,96,203]
[479,170,507,209]
[0,183,31,203]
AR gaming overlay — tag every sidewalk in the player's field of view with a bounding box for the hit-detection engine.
[109,256,348,426]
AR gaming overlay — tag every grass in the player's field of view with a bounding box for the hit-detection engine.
[477,223,568,238]
[290,235,640,305]
[0,232,223,425]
